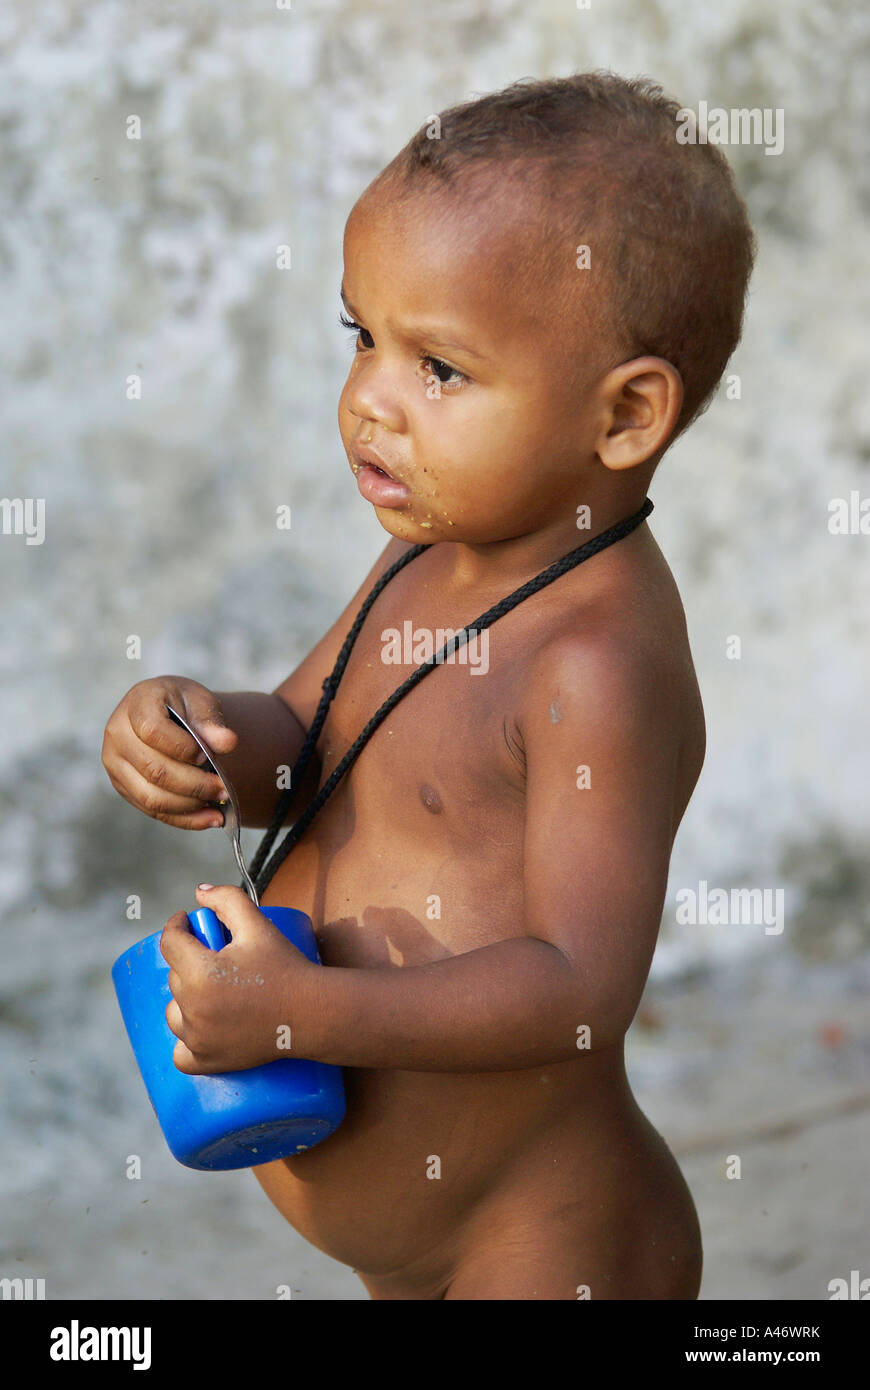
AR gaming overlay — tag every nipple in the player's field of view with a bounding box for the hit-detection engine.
[419,782,443,814]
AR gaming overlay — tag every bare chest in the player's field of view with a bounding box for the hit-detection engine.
[261,555,556,965]
[260,540,703,968]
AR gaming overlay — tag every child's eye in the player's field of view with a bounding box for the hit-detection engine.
[338,311,373,349]
[420,355,466,388]
[339,311,467,390]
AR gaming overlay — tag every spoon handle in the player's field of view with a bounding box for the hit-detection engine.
[230,831,260,906]
[165,704,259,906]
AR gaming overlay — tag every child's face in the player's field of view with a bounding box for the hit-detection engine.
[337,178,613,549]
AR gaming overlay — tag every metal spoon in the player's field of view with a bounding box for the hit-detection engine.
[166,704,259,906]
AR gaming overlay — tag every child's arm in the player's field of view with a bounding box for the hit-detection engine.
[162,633,683,1075]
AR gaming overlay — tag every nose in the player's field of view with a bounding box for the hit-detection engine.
[341,355,405,434]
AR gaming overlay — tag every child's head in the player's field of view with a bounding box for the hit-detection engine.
[338,71,755,550]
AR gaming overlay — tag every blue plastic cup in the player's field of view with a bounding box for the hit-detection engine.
[112,904,346,1171]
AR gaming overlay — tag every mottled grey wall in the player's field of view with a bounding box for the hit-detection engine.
[1,0,868,1299]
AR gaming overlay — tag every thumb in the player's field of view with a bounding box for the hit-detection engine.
[194,883,265,941]
[180,685,239,754]
[195,720,238,757]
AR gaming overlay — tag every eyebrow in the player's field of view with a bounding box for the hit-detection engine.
[339,284,487,361]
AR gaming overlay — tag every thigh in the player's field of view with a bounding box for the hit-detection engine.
[443,1243,589,1301]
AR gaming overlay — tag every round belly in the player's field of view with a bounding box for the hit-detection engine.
[252,1068,515,1273]
[250,1051,637,1277]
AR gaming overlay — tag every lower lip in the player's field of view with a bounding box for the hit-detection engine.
[355,463,410,507]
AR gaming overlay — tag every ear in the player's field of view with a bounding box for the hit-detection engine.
[595,357,683,470]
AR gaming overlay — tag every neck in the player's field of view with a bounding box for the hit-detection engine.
[444,489,652,593]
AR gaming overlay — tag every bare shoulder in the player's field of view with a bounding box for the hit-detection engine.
[516,623,667,744]
[513,541,706,835]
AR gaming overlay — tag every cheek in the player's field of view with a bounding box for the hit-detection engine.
[412,400,523,492]
[435,402,533,476]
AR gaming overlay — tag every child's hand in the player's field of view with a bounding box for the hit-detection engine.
[160,884,315,1074]
[101,676,238,829]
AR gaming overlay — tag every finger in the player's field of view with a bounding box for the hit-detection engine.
[121,705,229,804]
[173,1039,223,1076]
[127,682,209,760]
[165,997,184,1039]
[175,686,239,756]
[129,677,237,758]
[194,883,265,943]
[102,713,223,820]
[160,910,211,970]
[108,760,227,828]
[171,1038,202,1075]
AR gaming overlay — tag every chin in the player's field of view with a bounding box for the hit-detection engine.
[373,509,444,543]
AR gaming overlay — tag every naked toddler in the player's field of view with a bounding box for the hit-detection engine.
[102,72,755,1299]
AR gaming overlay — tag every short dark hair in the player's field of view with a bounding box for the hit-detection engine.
[382,72,756,438]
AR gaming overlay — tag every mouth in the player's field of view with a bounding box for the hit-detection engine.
[350,441,399,481]
[350,440,411,507]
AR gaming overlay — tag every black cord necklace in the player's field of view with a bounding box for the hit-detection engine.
[249,496,653,899]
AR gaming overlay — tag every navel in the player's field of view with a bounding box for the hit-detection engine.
[419,782,444,814]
